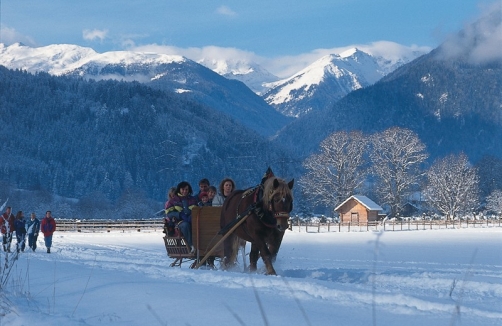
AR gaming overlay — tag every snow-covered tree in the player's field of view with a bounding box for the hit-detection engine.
[299,130,368,210]
[370,127,428,217]
[425,153,479,219]
[486,189,502,215]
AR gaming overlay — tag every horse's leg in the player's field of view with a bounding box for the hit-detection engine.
[267,230,285,263]
[257,240,276,275]
[249,243,260,272]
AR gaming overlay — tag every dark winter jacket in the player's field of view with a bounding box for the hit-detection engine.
[14,218,27,235]
[164,194,197,223]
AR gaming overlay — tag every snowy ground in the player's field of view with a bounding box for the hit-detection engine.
[1,227,501,326]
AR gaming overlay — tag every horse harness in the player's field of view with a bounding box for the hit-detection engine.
[219,184,275,236]
[239,183,282,228]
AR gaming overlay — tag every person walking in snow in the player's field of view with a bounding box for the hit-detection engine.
[41,210,56,253]
[14,211,27,253]
[26,212,40,252]
[1,206,15,252]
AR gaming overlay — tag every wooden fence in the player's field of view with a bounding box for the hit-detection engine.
[56,219,164,232]
[291,219,502,233]
[54,218,501,233]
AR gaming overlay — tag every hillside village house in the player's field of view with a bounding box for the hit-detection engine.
[335,195,383,223]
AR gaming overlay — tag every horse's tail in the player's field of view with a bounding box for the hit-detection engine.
[228,235,240,266]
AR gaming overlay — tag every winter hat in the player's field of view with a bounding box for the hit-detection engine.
[199,192,208,200]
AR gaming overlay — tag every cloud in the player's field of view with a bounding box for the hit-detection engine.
[438,2,502,64]
[0,26,37,46]
[82,29,108,42]
[216,6,237,17]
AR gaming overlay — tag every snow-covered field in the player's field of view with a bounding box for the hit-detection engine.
[2,227,501,326]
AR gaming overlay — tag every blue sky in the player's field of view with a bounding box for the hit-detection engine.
[0,0,497,76]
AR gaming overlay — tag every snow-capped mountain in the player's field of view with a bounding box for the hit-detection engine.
[263,48,424,117]
[0,43,290,137]
[198,58,279,95]
[0,43,186,76]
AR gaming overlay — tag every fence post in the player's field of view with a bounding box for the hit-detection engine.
[348,222,351,232]
[328,222,330,232]
[318,223,320,233]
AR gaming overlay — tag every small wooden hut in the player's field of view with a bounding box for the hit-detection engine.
[335,195,383,223]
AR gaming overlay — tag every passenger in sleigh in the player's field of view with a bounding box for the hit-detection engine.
[198,192,211,206]
[163,187,177,236]
[164,181,198,254]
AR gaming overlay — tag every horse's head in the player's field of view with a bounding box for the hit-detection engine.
[262,177,294,232]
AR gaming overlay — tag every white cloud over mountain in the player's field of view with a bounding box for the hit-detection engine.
[82,29,109,42]
[438,1,501,64]
[0,26,37,47]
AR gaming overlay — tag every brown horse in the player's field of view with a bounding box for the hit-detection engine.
[220,173,294,275]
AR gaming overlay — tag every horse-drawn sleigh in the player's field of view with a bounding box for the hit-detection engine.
[163,168,294,275]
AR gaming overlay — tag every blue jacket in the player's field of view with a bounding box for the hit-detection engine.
[25,218,40,236]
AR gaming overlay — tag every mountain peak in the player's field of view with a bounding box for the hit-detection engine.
[263,49,388,117]
[339,47,360,58]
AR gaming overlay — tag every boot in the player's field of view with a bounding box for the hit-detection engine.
[47,248,50,253]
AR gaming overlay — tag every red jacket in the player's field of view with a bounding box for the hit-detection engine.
[41,217,56,237]
[1,213,15,234]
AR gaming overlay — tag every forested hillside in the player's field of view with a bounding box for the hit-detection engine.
[0,67,292,217]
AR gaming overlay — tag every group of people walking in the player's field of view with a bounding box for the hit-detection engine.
[1,207,56,254]
[163,177,235,253]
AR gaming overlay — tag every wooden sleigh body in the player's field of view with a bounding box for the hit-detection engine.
[163,206,225,268]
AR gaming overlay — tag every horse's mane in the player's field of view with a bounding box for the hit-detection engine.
[261,177,293,207]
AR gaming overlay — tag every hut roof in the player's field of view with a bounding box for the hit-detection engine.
[335,195,383,212]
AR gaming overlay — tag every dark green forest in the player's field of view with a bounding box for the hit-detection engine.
[0,67,292,218]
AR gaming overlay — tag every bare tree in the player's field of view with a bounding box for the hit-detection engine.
[299,131,368,209]
[486,189,502,215]
[425,153,479,219]
[370,127,428,217]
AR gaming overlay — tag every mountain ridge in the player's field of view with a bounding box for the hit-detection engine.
[0,42,289,137]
